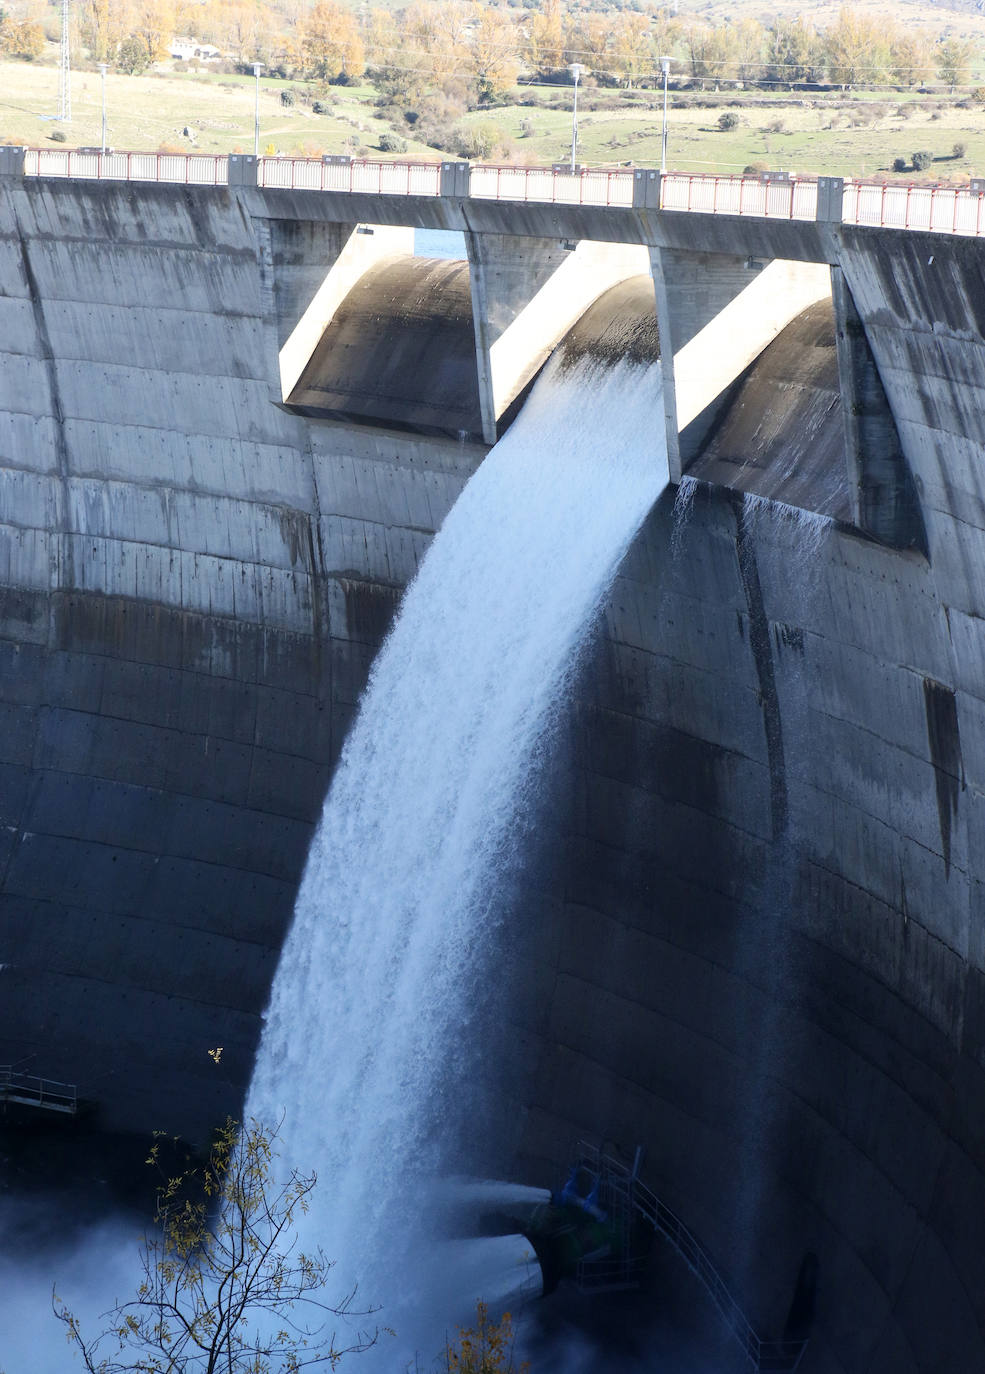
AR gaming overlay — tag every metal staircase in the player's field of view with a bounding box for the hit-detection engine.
[572,1143,808,1373]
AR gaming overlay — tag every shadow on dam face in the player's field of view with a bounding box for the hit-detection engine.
[287,254,485,440]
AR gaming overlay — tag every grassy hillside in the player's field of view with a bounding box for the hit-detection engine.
[6,57,985,181]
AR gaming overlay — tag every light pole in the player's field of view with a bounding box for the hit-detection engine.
[568,62,585,173]
[98,62,108,154]
[252,62,264,158]
[659,56,672,173]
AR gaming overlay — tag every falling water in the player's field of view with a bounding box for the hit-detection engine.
[247,349,668,1367]
[670,473,699,561]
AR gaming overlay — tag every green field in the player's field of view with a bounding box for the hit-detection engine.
[462,94,985,180]
[4,56,985,181]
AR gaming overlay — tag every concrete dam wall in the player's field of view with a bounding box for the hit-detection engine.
[0,174,983,1374]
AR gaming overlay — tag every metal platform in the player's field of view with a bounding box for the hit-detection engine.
[0,1067,77,1115]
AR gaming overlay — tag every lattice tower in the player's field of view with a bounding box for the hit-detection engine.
[58,0,71,122]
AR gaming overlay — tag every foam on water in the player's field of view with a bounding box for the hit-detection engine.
[247,350,668,1367]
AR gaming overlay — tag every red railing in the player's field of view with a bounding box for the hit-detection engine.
[841,179,985,234]
[19,148,985,238]
[469,163,634,207]
[660,173,816,221]
[25,147,227,184]
[258,156,441,196]
[660,170,985,236]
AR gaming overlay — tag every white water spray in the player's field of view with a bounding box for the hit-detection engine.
[247,350,668,1366]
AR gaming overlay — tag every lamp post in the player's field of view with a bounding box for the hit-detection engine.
[568,62,585,173]
[252,62,264,158]
[98,62,108,154]
[659,55,672,173]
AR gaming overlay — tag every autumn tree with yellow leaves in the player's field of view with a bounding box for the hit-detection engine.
[289,0,364,82]
[445,1302,530,1374]
[54,1118,378,1374]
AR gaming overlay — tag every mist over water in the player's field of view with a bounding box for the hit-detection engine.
[0,1200,143,1372]
[247,351,668,1367]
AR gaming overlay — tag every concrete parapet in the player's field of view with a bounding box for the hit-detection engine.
[440,161,471,197]
[0,146,26,177]
[816,175,845,223]
[228,153,258,187]
[633,168,662,210]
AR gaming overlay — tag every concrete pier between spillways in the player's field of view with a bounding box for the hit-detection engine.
[0,163,983,1373]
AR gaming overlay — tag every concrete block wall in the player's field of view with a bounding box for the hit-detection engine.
[1,174,984,1374]
[511,382,985,1369]
[0,177,482,1141]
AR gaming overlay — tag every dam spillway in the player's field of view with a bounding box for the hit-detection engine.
[248,346,668,1367]
[0,169,983,1373]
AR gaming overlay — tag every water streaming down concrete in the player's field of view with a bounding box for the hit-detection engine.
[247,351,668,1366]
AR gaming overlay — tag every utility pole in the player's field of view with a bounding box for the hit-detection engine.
[659,57,672,173]
[58,0,71,122]
[98,62,108,153]
[253,63,264,158]
[568,63,584,173]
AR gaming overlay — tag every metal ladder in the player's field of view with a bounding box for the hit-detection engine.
[572,1143,807,1373]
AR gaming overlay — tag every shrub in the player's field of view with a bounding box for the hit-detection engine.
[312,100,327,115]
[454,121,502,160]
[892,156,908,172]
[953,141,967,159]
[743,161,768,175]
[280,88,295,107]
[717,111,740,131]
[49,129,67,142]
[379,131,407,153]
[767,118,786,135]
[912,149,934,171]
[446,1301,529,1374]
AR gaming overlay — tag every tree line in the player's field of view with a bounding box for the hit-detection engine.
[0,1,980,100]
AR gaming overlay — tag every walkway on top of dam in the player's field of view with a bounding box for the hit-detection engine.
[14,147,985,257]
